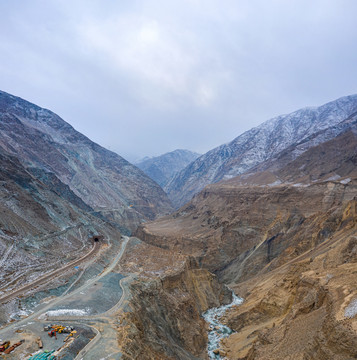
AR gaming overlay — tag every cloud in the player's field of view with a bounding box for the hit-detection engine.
[0,0,357,160]
[76,11,225,109]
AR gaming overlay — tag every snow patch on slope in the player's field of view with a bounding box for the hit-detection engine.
[345,298,357,318]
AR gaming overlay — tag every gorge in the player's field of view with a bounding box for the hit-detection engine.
[0,91,356,359]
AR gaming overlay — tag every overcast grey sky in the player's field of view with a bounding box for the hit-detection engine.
[1,0,357,161]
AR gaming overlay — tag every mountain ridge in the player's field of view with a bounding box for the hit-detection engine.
[166,94,357,207]
[135,149,200,188]
[0,90,173,232]
[136,109,357,359]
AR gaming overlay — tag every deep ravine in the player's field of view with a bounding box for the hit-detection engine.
[203,292,243,359]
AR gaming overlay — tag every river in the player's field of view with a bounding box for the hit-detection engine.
[203,292,243,359]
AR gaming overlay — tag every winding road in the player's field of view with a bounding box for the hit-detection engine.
[0,236,131,359]
[0,240,101,304]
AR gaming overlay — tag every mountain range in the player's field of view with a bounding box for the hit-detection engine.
[166,94,357,207]
[1,89,357,359]
[135,149,200,188]
[136,99,357,359]
[0,90,173,233]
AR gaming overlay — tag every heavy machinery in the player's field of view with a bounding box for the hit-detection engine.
[0,341,10,352]
[53,325,65,334]
[64,330,77,342]
[43,324,53,331]
[48,329,57,339]
[45,324,76,340]
[4,340,24,354]
[44,324,74,334]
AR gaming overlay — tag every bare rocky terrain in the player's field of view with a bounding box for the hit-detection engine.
[137,116,357,359]
[0,146,120,301]
[0,90,173,233]
[136,149,200,188]
[166,95,357,208]
[1,90,357,359]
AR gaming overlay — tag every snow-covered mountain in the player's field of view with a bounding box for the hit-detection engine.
[135,149,200,188]
[166,95,357,207]
[0,90,173,231]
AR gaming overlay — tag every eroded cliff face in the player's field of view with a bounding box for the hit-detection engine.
[137,180,357,283]
[116,241,231,360]
[136,179,357,359]
[221,225,357,359]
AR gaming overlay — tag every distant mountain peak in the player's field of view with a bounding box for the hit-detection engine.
[135,149,201,188]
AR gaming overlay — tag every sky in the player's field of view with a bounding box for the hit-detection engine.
[1,0,357,161]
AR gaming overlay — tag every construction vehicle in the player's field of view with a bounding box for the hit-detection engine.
[44,324,74,333]
[53,325,65,333]
[0,341,10,352]
[48,329,57,339]
[64,330,77,342]
[4,340,24,354]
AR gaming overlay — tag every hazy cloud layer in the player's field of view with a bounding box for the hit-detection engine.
[1,0,357,160]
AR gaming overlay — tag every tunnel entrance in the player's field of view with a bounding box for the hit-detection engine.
[90,235,103,243]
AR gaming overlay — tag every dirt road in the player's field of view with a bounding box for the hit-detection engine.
[0,237,131,359]
[0,240,100,304]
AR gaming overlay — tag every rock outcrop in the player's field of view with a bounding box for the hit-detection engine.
[117,240,231,359]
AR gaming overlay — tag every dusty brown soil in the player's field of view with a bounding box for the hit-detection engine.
[137,178,357,359]
[116,239,232,360]
[222,229,357,359]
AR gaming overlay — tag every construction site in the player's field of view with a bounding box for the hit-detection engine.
[0,322,95,359]
[0,235,130,359]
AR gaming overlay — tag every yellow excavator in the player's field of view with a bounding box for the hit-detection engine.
[64,330,77,342]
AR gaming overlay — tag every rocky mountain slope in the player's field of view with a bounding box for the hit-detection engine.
[166,95,357,207]
[135,149,200,188]
[136,119,357,359]
[0,90,173,232]
[0,146,121,300]
[117,242,231,360]
[224,111,357,187]
[2,88,357,359]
